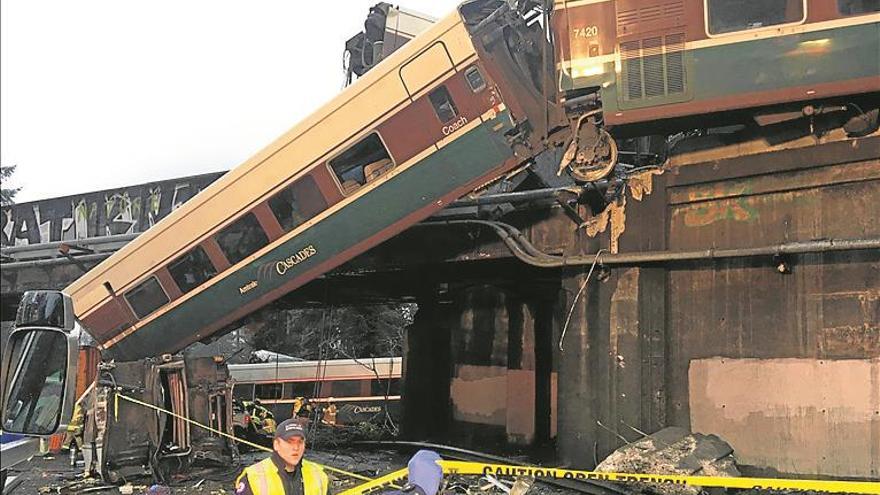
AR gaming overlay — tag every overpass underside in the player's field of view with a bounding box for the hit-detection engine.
[2,128,878,478]
[350,128,880,478]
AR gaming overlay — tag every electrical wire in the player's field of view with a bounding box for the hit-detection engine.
[558,249,605,352]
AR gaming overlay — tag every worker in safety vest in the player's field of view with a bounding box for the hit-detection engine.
[292,396,306,417]
[321,400,337,426]
[234,417,328,495]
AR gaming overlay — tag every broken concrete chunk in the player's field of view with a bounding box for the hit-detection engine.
[596,427,740,495]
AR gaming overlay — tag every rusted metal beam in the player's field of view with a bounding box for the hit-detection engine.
[422,220,880,267]
[668,135,879,187]
[449,186,583,207]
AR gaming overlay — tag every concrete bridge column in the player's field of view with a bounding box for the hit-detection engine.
[401,292,451,440]
[556,266,598,467]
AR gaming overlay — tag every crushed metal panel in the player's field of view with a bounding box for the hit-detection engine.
[688,357,880,478]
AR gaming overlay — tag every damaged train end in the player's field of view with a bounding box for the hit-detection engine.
[90,355,235,483]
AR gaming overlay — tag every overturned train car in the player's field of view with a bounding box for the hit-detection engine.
[94,356,234,482]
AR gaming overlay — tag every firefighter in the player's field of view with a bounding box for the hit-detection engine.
[62,401,85,464]
[234,417,328,495]
[243,399,275,436]
[291,396,306,417]
[321,399,337,426]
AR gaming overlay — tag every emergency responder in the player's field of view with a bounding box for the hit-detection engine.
[62,402,84,465]
[386,450,444,495]
[293,396,315,419]
[292,396,306,417]
[321,400,337,426]
[63,382,97,465]
[243,399,276,436]
[234,417,328,495]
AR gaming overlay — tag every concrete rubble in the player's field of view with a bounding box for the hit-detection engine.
[595,427,740,495]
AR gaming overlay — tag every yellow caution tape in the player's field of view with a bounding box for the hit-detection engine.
[340,460,880,495]
[338,467,410,495]
[113,392,878,495]
[113,391,383,485]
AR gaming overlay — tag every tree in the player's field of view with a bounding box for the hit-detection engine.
[249,303,414,360]
[1,165,22,206]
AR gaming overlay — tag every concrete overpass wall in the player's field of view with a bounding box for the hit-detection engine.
[401,129,879,478]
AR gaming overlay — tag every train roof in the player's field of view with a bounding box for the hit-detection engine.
[228,356,402,383]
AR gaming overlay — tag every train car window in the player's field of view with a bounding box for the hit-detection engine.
[215,212,269,265]
[168,246,217,294]
[329,380,362,397]
[465,66,486,93]
[254,383,282,400]
[233,384,255,401]
[838,0,879,14]
[283,381,318,398]
[371,378,401,396]
[429,85,459,123]
[124,276,170,319]
[268,175,328,231]
[706,0,805,35]
[329,133,393,194]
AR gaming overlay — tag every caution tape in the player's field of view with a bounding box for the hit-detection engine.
[113,391,384,485]
[340,461,880,495]
[111,393,880,495]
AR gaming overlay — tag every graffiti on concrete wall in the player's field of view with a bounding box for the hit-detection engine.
[1,172,224,247]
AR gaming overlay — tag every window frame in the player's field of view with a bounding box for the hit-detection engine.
[167,245,218,294]
[836,0,880,16]
[214,211,270,266]
[325,131,395,196]
[464,66,487,93]
[123,275,171,320]
[254,383,283,400]
[267,173,328,232]
[428,84,460,123]
[703,0,808,38]
[325,379,364,398]
[233,383,255,401]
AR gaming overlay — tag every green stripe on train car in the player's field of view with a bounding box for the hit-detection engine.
[576,22,879,114]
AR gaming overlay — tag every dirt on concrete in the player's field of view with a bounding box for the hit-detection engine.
[4,447,412,494]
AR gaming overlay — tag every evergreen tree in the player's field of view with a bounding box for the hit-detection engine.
[1,165,21,206]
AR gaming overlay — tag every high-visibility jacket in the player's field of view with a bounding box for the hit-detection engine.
[238,458,328,495]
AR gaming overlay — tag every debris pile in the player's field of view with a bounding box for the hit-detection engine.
[595,427,739,495]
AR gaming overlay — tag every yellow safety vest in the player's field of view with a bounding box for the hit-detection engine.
[237,458,328,495]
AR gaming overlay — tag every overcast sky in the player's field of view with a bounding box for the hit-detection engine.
[1,0,461,203]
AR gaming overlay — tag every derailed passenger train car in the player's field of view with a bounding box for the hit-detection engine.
[62,0,561,361]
